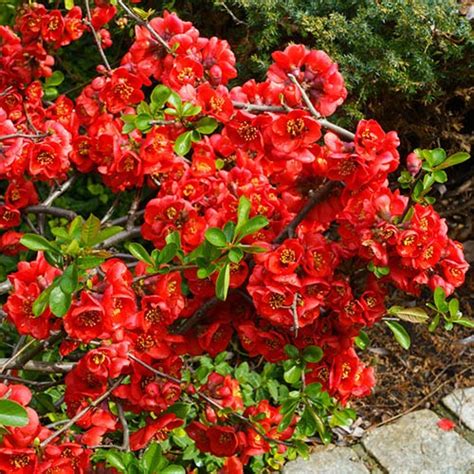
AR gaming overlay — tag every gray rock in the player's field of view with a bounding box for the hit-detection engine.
[362,409,474,473]
[443,387,474,431]
[284,445,369,474]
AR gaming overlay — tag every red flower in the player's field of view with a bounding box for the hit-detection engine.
[270,110,321,162]
[0,449,37,474]
[129,414,183,450]
[186,421,210,452]
[168,56,204,89]
[64,292,112,342]
[100,68,144,114]
[208,425,240,457]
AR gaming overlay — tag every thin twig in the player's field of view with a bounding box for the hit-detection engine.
[288,74,355,141]
[0,339,36,374]
[126,190,142,231]
[24,205,77,220]
[40,376,125,448]
[0,133,48,141]
[169,297,219,334]
[101,195,121,224]
[0,360,75,373]
[43,175,77,207]
[109,210,145,227]
[100,227,141,248]
[116,402,130,451]
[116,0,172,53]
[373,366,472,428]
[274,181,339,244]
[0,280,12,295]
[84,0,112,71]
[129,353,292,447]
[232,100,355,141]
[0,374,63,388]
[291,293,299,338]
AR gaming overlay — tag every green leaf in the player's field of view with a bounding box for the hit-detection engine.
[239,244,267,253]
[122,122,135,134]
[142,443,166,474]
[64,0,74,10]
[385,320,411,350]
[299,406,317,436]
[165,231,181,247]
[32,285,55,317]
[387,306,429,324]
[20,234,59,254]
[0,399,29,427]
[283,365,302,384]
[235,215,268,240]
[235,196,251,236]
[278,406,297,432]
[59,264,78,295]
[195,117,218,134]
[174,131,193,156]
[448,298,460,319]
[228,247,244,263]
[284,344,299,359]
[96,226,123,244]
[216,263,230,301]
[304,383,322,400]
[81,215,101,247]
[329,409,355,428]
[158,243,178,264]
[127,243,153,266]
[150,85,171,109]
[454,318,474,328]
[77,256,105,270]
[105,451,127,472]
[135,113,152,132]
[355,330,370,350]
[205,228,227,247]
[436,152,470,170]
[182,103,202,117]
[49,286,71,317]
[43,87,58,101]
[430,148,446,166]
[45,70,65,87]
[167,92,182,111]
[223,222,236,242]
[433,170,448,183]
[302,345,323,363]
[429,313,441,332]
[434,287,448,312]
[44,250,64,268]
[161,466,186,474]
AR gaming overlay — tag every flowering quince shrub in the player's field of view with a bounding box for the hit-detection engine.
[0,1,472,473]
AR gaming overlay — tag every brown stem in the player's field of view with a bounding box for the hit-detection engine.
[24,205,77,220]
[117,402,130,451]
[100,227,141,248]
[40,376,125,448]
[84,0,112,71]
[116,0,172,53]
[0,133,48,141]
[129,353,292,447]
[274,181,339,244]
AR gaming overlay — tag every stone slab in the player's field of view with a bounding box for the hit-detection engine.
[362,409,474,473]
[284,445,369,474]
[443,387,474,431]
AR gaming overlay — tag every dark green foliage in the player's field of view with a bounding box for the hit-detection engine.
[169,0,472,152]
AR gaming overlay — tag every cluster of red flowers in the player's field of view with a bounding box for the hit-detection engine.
[0,2,469,473]
[0,382,92,473]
